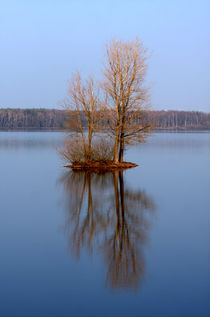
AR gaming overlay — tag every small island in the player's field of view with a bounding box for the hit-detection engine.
[61,39,151,170]
[65,161,138,171]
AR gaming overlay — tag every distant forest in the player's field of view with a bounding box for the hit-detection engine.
[0,108,210,130]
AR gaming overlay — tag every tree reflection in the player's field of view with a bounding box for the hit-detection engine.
[58,170,155,290]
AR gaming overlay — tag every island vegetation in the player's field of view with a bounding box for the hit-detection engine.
[62,38,151,170]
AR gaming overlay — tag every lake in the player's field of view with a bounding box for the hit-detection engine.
[0,131,209,317]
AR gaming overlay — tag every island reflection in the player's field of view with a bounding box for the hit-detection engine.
[59,170,156,291]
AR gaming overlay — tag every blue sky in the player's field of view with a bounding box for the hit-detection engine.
[0,0,210,111]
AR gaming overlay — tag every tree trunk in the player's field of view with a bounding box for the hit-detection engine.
[119,111,125,162]
[114,139,119,162]
[119,133,124,162]
[87,126,92,161]
[114,126,120,163]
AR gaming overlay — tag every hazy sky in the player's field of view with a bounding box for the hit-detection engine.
[1,0,210,111]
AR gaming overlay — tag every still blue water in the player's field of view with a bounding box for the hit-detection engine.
[0,132,209,317]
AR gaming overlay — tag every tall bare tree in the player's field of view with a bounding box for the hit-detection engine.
[103,39,151,162]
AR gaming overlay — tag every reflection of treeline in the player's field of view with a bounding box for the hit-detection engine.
[0,108,210,130]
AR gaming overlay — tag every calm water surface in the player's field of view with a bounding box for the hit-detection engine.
[0,132,209,317]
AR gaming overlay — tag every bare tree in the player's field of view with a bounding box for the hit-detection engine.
[102,38,151,162]
[64,72,100,161]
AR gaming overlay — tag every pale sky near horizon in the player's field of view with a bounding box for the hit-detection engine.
[0,0,210,112]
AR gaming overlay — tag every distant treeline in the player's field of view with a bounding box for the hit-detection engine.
[0,109,67,129]
[0,108,210,130]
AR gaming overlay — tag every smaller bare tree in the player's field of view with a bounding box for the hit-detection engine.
[64,71,100,161]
